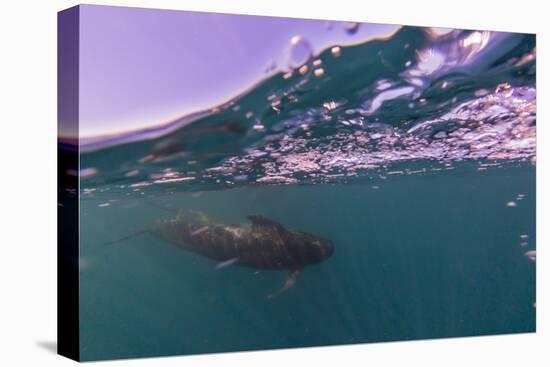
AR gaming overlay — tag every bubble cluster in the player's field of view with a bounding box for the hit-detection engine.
[211,86,535,185]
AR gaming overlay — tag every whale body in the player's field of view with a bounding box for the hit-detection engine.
[153,211,334,269]
[109,211,334,298]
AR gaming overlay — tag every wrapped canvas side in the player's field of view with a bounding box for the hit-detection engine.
[57,5,80,362]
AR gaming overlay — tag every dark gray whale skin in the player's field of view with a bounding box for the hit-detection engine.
[151,211,334,271]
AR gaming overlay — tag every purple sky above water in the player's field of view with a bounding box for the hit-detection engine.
[74,5,398,138]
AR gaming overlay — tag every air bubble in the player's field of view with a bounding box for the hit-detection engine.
[345,22,360,35]
[253,123,266,131]
[288,35,313,68]
[314,68,325,77]
[524,250,536,262]
[298,65,309,75]
[331,46,342,58]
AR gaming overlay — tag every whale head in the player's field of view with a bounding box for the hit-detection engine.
[247,214,334,267]
[292,231,334,265]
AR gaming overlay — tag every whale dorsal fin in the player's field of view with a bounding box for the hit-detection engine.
[247,215,286,233]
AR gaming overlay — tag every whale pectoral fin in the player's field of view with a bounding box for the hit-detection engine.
[215,257,239,270]
[247,215,286,233]
[268,269,301,299]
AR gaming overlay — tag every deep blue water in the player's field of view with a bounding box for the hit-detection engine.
[76,26,536,361]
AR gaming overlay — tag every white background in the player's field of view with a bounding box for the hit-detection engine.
[0,0,547,365]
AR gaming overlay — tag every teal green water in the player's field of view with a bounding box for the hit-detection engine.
[79,164,535,360]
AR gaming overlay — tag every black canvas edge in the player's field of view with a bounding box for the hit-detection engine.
[57,5,81,362]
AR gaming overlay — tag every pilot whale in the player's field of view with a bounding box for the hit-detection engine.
[107,211,334,298]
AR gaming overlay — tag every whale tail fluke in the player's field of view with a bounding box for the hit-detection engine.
[104,229,151,246]
[268,269,301,299]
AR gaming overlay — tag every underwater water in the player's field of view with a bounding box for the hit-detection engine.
[76,26,536,360]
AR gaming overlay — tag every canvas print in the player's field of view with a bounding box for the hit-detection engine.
[57,4,536,362]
